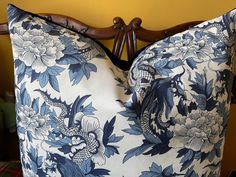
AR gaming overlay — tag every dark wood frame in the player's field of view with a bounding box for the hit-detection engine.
[0,14,235,103]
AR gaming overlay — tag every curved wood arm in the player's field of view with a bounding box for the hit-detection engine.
[0,14,203,60]
[0,14,235,103]
[40,14,118,39]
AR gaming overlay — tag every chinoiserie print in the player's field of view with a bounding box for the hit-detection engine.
[8,4,235,177]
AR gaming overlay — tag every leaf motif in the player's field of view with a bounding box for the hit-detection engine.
[30,161,38,173]
[123,124,142,135]
[185,167,199,177]
[80,159,92,174]
[18,126,25,134]
[140,172,160,177]
[163,165,174,176]
[57,55,80,65]
[85,174,97,177]
[81,63,96,79]
[90,168,110,176]
[31,70,40,83]
[191,94,206,110]
[59,158,85,177]
[118,109,137,118]
[40,102,50,115]
[195,72,204,88]
[140,163,166,177]
[16,62,26,75]
[188,102,197,113]
[206,79,213,98]
[177,148,195,172]
[177,98,188,116]
[20,82,26,94]
[46,137,72,148]
[180,158,194,172]
[123,128,142,135]
[42,23,54,33]
[207,150,215,162]
[159,68,173,76]
[216,101,227,118]
[180,149,194,164]
[63,44,78,55]
[28,146,37,162]
[27,146,41,173]
[38,72,49,88]
[82,102,97,116]
[103,117,116,145]
[184,32,194,40]
[155,59,168,69]
[37,156,43,169]
[32,98,39,114]
[166,59,182,69]
[207,139,223,162]
[71,95,90,116]
[25,67,33,75]
[104,145,119,158]
[206,97,217,111]
[69,65,84,85]
[27,131,33,142]
[47,66,65,76]
[86,63,97,72]
[149,163,162,173]
[123,144,152,163]
[200,152,208,162]
[59,36,73,46]
[165,87,174,111]
[14,59,22,67]
[49,75,60,92]
[144,133,162,145]
[108,134,124,143]
[17,73,25,84]
[177,148,189,158]
[212,56,227,65]
[83,64,90,79]
[186,58,198,69]
[194,31,203,39]
[22,88,31,106]
[58,145,71,154]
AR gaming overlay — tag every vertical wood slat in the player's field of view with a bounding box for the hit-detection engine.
[0,23,8,34]
[111,17,127,60]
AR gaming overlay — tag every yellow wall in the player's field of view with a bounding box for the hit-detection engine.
[0,0,235,176]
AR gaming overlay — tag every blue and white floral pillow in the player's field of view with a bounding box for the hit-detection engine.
[8,4,235,177]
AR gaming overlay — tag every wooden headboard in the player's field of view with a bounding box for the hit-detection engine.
[0,14,235,103]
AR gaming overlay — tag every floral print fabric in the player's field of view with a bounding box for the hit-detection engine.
[8,4,235,177]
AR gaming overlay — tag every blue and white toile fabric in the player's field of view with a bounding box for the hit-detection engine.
[8,4,235,177]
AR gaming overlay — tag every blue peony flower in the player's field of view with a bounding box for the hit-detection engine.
[169,110,223,153]
[11,27,65,73]
[18,105,50,139]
